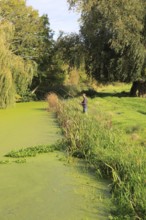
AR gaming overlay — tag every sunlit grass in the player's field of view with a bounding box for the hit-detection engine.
[97,82,131,93]
[88,86,146,145]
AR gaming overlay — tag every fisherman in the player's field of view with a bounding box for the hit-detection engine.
[81,93,87,113]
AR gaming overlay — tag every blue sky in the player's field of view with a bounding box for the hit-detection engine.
[26,0,80,39]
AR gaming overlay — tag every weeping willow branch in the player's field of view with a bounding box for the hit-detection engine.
[0,21,37,108]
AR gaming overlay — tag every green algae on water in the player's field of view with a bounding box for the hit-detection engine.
[0,153,111,220]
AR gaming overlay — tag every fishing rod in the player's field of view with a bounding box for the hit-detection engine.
[32,85,85,111]
[54,87,85,106]
[46,87,86,113]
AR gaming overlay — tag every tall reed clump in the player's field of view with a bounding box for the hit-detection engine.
[46,92,60,111]
[55,99,146,220]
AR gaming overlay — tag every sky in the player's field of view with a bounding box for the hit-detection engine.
[26,0,80,39]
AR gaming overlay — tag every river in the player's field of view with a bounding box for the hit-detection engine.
[0,102,111,220]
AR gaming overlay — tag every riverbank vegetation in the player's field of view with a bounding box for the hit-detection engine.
[47,91,146,219]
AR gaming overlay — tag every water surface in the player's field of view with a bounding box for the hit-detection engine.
[0,102,111,219]
[0,153,111,220]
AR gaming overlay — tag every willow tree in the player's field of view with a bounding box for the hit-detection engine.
[0,22,15,108]
[68,0,146,82]
[0,0,42,59]
[0,21,36,108]
[0,0,62,99]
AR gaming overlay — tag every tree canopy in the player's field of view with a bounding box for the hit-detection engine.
[68,0,146,82]
[0,18,36,108]
[1,0,146,108]
[0,0,62,107]
[55,32,84,71]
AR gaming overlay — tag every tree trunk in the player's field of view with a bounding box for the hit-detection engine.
[130,80,146,97]
[130,81,139,97]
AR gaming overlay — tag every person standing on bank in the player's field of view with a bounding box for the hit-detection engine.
[81,93,87,113]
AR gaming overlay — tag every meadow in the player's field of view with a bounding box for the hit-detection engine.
[92,83,146,146]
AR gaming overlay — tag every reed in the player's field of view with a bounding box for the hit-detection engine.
[46,92,60,111]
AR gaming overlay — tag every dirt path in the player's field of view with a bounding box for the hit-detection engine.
[0,102,111,220]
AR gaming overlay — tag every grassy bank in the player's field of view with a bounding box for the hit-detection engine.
[48,90,146,219]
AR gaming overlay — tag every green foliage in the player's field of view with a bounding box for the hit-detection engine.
[0,21,15,108]
[5,144,57,158]
[0,20,36,108]
[68,0,146,82]
[0,0,60,104]
[52,33,87,95]
[0,0,40,107]
[0,0,43,59]
[56,32,84,70]
[30,15,66,99]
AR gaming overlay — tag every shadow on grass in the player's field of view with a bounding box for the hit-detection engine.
[46,85,130,99]
[33,108,47,111]
[137,110,146,115]
[78,89,130,98]
[97,91,129,98]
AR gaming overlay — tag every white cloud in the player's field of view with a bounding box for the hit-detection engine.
[26,0,80,38]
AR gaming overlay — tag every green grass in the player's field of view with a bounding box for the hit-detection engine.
[87,83,146,145]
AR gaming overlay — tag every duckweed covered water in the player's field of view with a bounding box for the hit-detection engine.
[0,153,111,220]
[0,102,111,220]
[0,102,61,158]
